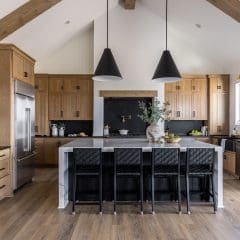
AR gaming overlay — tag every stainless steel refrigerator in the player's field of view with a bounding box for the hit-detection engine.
[14,80,35,190]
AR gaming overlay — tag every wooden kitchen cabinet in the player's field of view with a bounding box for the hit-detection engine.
[165,75,207,120]
[48,75,93,121]
[0,148,12,200]
[35,138,73,166]
[12,50,35,85]
[35,74,49,136]
[223,151,236,175]
[209,75,229,135]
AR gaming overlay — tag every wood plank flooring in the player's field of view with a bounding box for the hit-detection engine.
[1,169,240,240]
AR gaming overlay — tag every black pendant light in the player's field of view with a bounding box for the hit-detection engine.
[152,0,181,83]
[92,0,122,81]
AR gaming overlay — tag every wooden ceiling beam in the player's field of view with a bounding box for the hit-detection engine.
[0,0,62,41]
[123,0,136,10]
[206,0,240,22]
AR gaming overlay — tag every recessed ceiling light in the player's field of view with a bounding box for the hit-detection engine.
[65,20,71,25]
[195,23,202,29]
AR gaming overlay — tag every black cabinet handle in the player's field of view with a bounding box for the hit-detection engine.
[192,111,196,118]
[76,111,80,117]
[35,125,39,133]
[24,72,28,77]
[0,185,6,190]
[0,168,5,171]
[0,154,5,158]
[217,86,222,90]
[76,86,80,90]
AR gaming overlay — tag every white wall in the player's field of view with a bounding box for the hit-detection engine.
[35,26,94,74]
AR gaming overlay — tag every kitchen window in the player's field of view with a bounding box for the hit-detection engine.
[235,82,240,125]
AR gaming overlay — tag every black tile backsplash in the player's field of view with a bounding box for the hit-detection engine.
[165,120,206,136]
[50,120,93,136]
[104,97,152,135]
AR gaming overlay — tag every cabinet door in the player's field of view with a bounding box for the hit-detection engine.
[49,93,63,120]
[191,93,207,120]
[178,93,192,120]
[49,77,64,93]
[178,79,192,93]
[209,93,219,135]
[35,76,49,135]
[23,60,34,86]
[48,77,64,120]
[63,77,81,93]
[35,138,45,165]
[218,93,229,135]
[218,75,229,93]
[192,78,207,92]
[80,79,93,120]
[43,139,60,165]
[62,93,80,120]
[12,52,24,80]
[165,92,177,120]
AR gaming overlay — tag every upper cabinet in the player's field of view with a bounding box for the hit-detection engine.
[12,48,35,86]
[208,75,229,135]
[165,75,208,120]
[47,75,93,121]
[35,74,49,136]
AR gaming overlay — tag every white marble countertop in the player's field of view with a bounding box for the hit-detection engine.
[60,137,222,152]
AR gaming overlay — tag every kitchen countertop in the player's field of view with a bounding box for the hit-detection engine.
[0,146,10,150]
[60,137,221,152]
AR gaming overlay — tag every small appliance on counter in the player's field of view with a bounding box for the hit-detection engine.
[51,124,58,137]
[103,125,110,136]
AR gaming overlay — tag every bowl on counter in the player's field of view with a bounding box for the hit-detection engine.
[165,137,181,143]
[119,129,129,135]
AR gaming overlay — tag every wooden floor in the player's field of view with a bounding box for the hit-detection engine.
[1,169,240,240]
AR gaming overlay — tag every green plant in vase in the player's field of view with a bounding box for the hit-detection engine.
[138,98,171,142]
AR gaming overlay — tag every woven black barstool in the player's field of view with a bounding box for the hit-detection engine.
[72,148,102,215]
[185,148,216,214]
[114,148,143,215]
[151,148,181,214]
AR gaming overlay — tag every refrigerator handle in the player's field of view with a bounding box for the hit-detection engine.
[26,108,31,152]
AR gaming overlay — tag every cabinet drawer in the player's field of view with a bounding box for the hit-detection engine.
[0,158,10,179]
[0,175,11,198]
[0,149,10,161]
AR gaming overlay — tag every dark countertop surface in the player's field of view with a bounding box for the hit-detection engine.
[0,146,10,150]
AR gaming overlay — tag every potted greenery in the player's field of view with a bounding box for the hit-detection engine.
[138,98,171,142]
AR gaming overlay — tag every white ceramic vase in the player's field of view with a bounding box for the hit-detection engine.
[146,122,162,143]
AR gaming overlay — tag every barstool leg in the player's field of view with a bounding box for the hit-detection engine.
[99,170,102,215]
[72,174,76,215]
[211,174,217,213]
[177,174,182,214]
[140,173,143,215]
[114,171,117,215]
[186,174,190,214]
[151,174,155,214]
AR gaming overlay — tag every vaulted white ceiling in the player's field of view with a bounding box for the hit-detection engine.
[0,0,240,73]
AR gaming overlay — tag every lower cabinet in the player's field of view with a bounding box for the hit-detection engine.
[0,148,12,200]
[35,138,73,166]
[223,151,236,176]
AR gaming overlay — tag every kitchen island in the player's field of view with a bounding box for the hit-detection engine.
[58,138,223,209]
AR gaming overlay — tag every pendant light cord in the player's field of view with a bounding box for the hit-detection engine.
[107,0,109,48]
[166,0,168,50]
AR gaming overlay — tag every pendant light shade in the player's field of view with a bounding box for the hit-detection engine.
[93,0,122,81]
[92,48,122,81]
[152,0,181,83]
[152,50,181,83]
